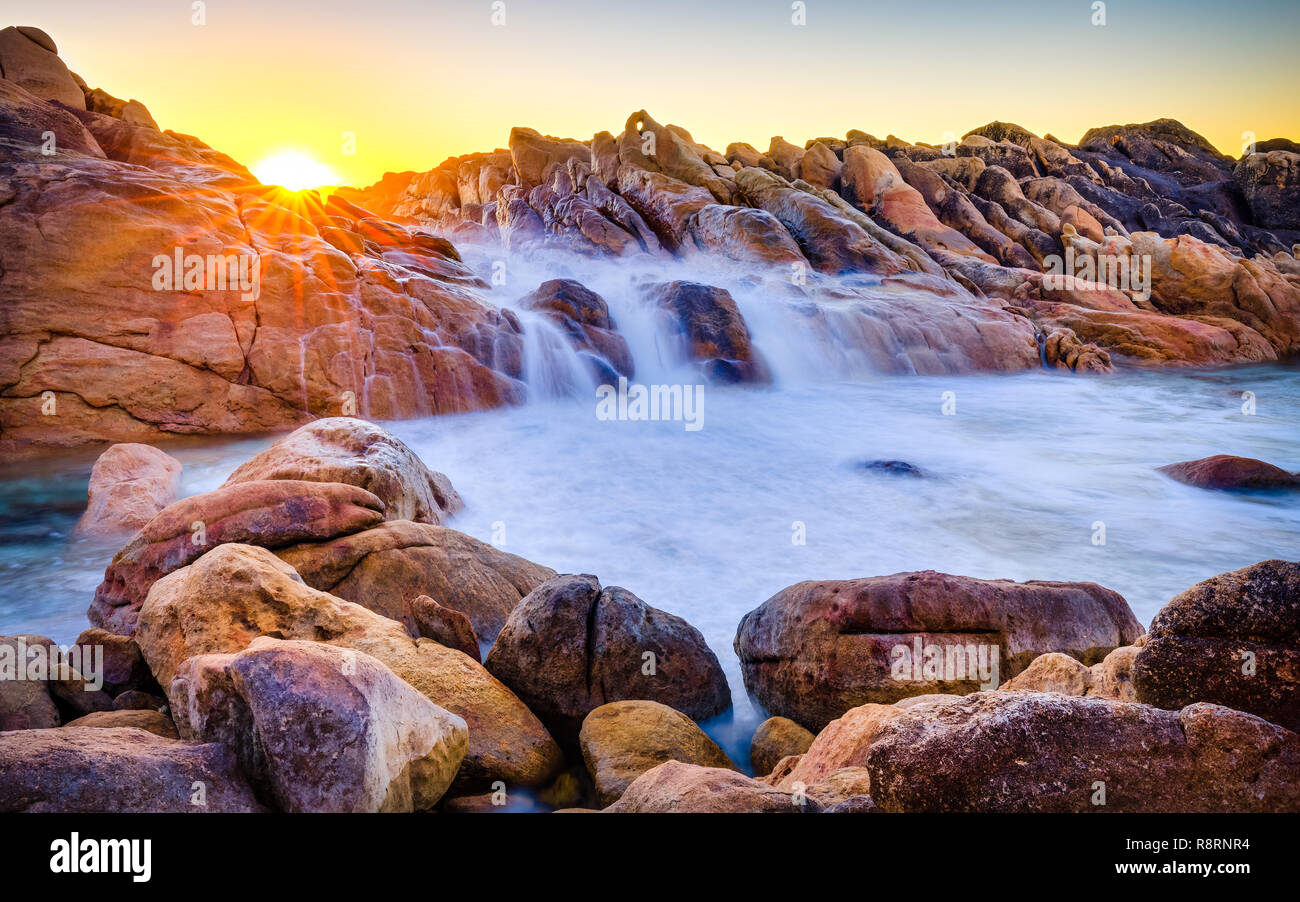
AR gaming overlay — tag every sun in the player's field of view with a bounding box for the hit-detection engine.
[251,150,342,191]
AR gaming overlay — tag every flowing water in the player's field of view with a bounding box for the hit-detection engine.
[2,248,1297,769]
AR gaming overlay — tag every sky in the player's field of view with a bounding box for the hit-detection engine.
[8,0,1299,187]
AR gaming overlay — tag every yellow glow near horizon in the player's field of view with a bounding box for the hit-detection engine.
[251,150,342,192]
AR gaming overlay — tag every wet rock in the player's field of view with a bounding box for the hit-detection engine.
[485,574,731,743]
[63,709,178,739]
[0,726,265,812]
[605,760,820,813]
[1158,454,1299,490]
[579,700,736,806]
[749,716,815,776]
[75,443,183,536]
[865,692,1300,812]
[642,280,768,383]
[171,637,468,811]
[276,520,555,644]
[518,278,634,378]
[136,543,563,791]
[1133,559,1300,732]
[735,570,1144,730]
[89,479,386,635]
[856,459,923,477]
[223,418,463,525]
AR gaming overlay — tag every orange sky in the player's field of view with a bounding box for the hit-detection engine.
[12,1,1300,188]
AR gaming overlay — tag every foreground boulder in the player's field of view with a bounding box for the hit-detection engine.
[485,574,730,742]
[171,637,467,811]
[865,692,1300,812]
[89,479,385,634]
[222,418,464,524]
[75,443,182,536]
[748,716,815,777]
[136,544,563,790]
[276,520,555,644]
[1133,559,1300,732]
[1158,454,1299,490]
[605,760,820,813]
[579,700,736,806]
[735,570,1144,730]
[0,727,265,812]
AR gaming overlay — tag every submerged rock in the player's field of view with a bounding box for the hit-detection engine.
[1157,454,1299,490]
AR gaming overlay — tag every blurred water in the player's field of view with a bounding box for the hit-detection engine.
[3,363,1295,768]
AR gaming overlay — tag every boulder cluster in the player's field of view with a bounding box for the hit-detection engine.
[2,416,1297,813]
[2,26,1299,460]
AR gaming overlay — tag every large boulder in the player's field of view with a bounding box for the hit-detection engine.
[136,543,564,790]
[222,418,463,524]
[1157,454,1299,490]
[75,443,183,536]
[0,727,265,812]
[275,520,556,644]
[865,692,1300,812]
[1133,559,1300,733]
[604,760,820,813]
[735,570,1144,730]
[89,479,385,635]
[579,700,736,806]
[170,637,468,811]
[0,26,84,109]
[485,574,731,742]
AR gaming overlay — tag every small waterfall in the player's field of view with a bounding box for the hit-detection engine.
[511,309,599,401]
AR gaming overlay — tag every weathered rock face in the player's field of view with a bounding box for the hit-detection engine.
[75,443,183,536]
[579,700,736,806]
[735,570,1144,730]
[0,62,527,461]
[170,637,468,812]
[517,279,634,379]
[1158,454,1299,490]
[1234,151,1300,230]
[275,520,556,644]
[748,716,815,777]
[1133,559,1300,733]
[642,281,768,383]
[605,760,821,813]
[0,726,266,812]
[865,692,1300,812]
[0,26,83,109]
[223,418,463,524]
[485,574,731,742]
[89,479,386,635]
[135,543,563,790]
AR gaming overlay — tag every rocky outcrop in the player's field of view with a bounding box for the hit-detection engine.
[0,726,266,812]
[735,570,1144,730]
[484,574,730,742]
[88,479,386,634]
[578,700,736,806]
[604,760,820,813]
[0,26,83,109]
[75,443,183,536]
[170,637,468,811]
[864,692,1300,812]
[275,520,556,644]
[222,418,463,524]
[1158,454,1299,490]
[1133,559,1300,733]
[135,543,563,790]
